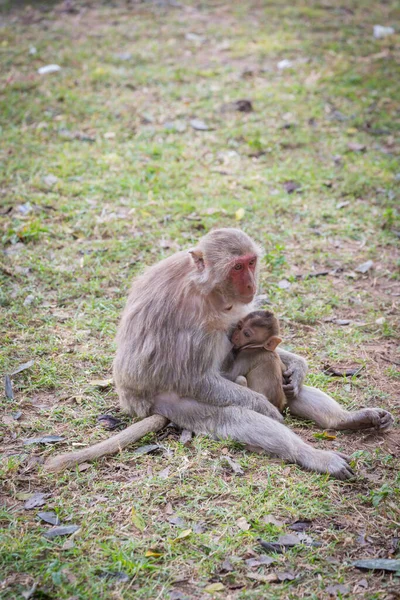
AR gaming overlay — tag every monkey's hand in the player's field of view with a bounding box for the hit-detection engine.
[196,375,284,422]
[250,392,284,422]
[278,349,308,400]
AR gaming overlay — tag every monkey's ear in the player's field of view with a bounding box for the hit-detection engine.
[264,336,282,352]
[189,249,205,272]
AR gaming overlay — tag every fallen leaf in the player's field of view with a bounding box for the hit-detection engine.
[37,511,60,525]
[24,493,49,510]
[220,558,234,572]
[263,515,284,527]
[347,142,366,152]
[10,360,35,377]
[313,431,337,441]
[283,180,301,194]
[171,528,192,542]
[169,590,189,600]
[375,316,385,325]
[190,119,210,131]
[204,582,225,593]
[258,539,284,553]
[277,571,296,582]
[4,375,13,399]
[43,525,80,539]
[158,467,170,479]
[97,414,121,430]
[24,435,64,445]
[222,456,244,475]
[246,572,279,583]
[245,556,275,567]
[78,462,91,472]
[352,559,400,572]
[355,260,373,274]
[115,52,132,61]
[193,522,206,534]
[326,583,349,597]
[165,502,174,515]
[131,507,146,532]
[277,533,300,547]
[23,294,35,306]
[43,174,58,186]
[235,208,245,221]
[134,444,162,456]
[277,279,291,290]
[89,378,113,388]
[237,517,250,531]
[334,319,351,326]
[145,549,163,558]
[168,515,186,527]
[289,519,312,532]
[185,32,205,43]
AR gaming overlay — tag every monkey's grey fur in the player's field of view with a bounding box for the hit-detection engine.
[114,228,393,480]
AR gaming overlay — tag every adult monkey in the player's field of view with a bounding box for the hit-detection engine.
[45,229,393,475]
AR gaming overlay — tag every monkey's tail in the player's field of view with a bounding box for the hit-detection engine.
[44,414,169,473]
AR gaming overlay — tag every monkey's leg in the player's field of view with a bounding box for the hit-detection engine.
[235,376,248,387]
[287,385,393,431]
[153,394,354,480]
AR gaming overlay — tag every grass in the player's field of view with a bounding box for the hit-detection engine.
[0,0,399,598]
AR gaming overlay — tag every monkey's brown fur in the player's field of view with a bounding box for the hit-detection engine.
[45,229,393,475]
[228,310,287,412]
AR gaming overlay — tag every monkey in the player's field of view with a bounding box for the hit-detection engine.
[225,310,287,412]
[45,228,393,476]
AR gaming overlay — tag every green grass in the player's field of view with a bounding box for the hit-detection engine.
[0,1,399,598]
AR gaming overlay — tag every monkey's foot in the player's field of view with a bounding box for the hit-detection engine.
[302,450,355,480]
[338,408,394,431]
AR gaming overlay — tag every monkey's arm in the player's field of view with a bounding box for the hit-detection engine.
[221,357,248,382]
[194,374,283,422]
[277,349,308,399]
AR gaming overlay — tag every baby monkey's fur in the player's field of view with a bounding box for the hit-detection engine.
[227,310,287,412]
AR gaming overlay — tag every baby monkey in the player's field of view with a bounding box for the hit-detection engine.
[228,310,287,412]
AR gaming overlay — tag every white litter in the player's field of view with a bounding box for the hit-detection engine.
[373,25,395,39]
[38,64,61,75]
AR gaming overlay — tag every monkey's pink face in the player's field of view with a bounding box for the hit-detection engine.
[228,254,257,303]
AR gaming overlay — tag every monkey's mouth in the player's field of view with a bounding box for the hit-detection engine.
[239,294,254,304]
[231,332,240,346]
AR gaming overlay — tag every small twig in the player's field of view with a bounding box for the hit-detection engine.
[323,365,364,377]
[296,271,330,280]
[378,354,400,367]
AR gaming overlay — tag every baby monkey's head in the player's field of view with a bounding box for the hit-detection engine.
[231,310,282,351]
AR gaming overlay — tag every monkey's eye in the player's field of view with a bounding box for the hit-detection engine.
[234,263,243,271]
[244,331,251,338]
[249,258,256,266]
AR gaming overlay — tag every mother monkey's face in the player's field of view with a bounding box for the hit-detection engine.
[226,254,258,304]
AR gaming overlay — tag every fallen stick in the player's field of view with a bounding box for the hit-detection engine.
[44,414,169,473]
